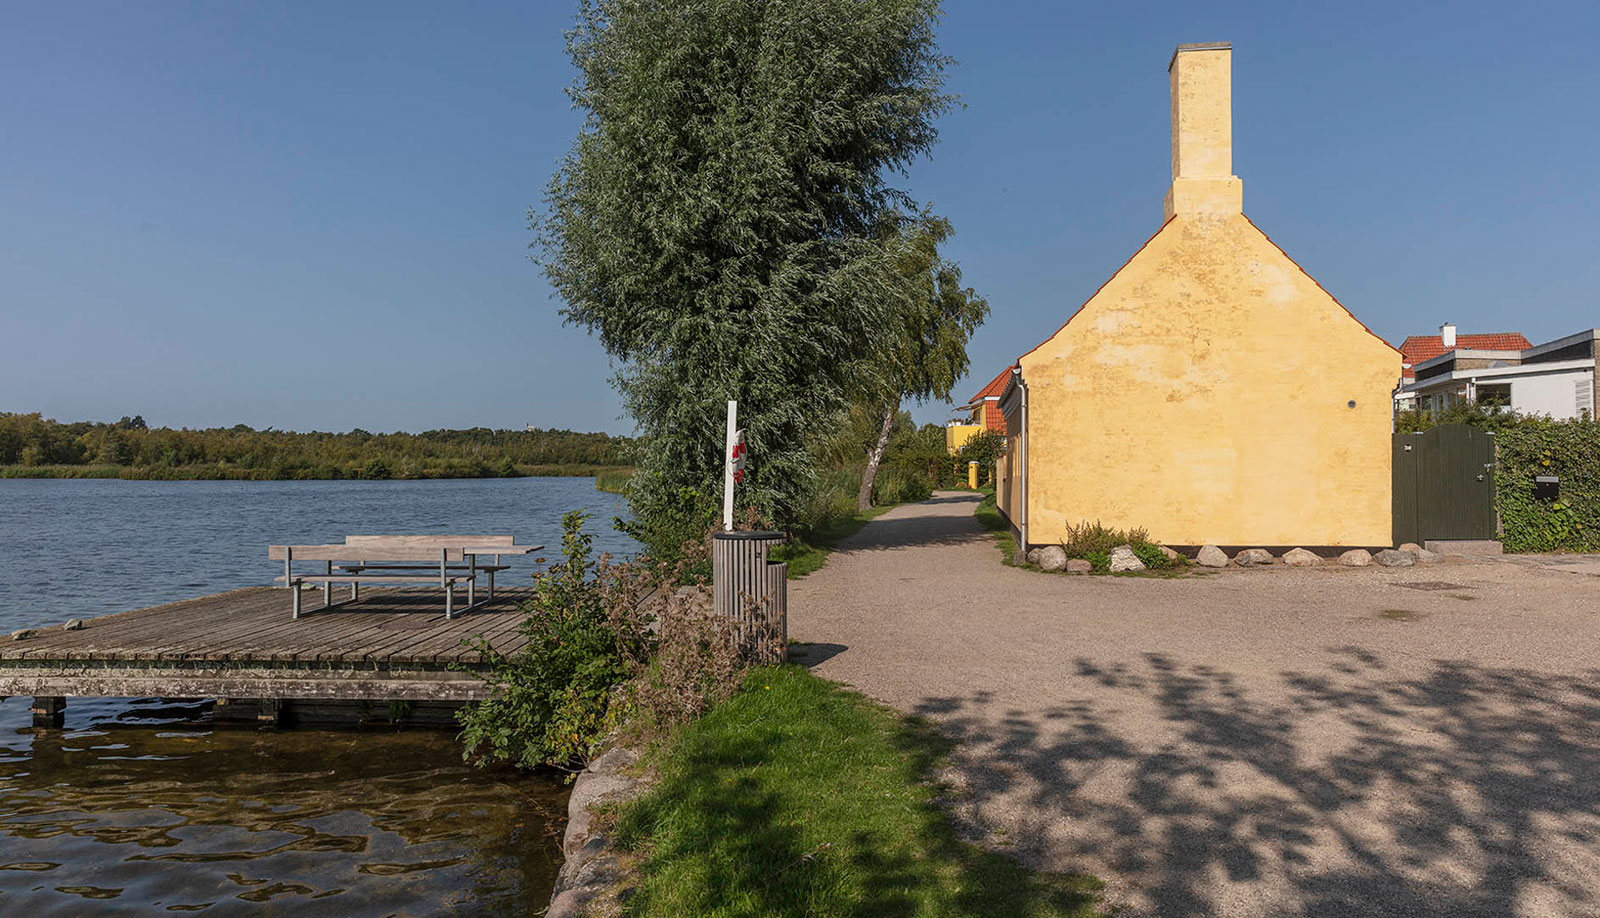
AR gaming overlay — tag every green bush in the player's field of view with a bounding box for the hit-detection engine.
[1056,519,1178,571]
[1132,543,1175,570]
[1493,417,1599,552]
[1060,520,1149,557]
[873,467,933,504]
[457,510,655,770]
[619,483,718,583]
[957,430,1006,487]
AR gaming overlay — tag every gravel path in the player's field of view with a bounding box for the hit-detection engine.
[789,491,1600,918]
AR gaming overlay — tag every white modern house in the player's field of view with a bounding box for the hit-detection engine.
[1398,328,1598,419]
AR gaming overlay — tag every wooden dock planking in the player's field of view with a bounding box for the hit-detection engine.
[0,586,537,704]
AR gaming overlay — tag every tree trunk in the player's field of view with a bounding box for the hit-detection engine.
[857,402,897,511]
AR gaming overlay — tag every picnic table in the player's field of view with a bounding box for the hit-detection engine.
[268,535,541,619]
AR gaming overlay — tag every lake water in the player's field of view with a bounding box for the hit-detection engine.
[0,477,635,916]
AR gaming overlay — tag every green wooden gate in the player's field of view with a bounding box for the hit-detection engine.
[1392,423,1497,546]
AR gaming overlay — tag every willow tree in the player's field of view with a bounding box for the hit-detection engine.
[539,0,954,554]
[855,214,988,510]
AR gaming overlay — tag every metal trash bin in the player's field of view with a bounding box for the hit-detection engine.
[712,531,787,663]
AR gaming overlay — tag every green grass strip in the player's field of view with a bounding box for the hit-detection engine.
[974,488,1018,565]
[615,665,1103,917]
[769,503,897,578]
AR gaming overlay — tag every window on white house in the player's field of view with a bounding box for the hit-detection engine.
[1477,383,1511,408]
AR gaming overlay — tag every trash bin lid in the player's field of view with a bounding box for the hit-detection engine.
[713,530,784,541]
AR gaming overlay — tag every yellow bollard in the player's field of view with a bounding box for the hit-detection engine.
[967,461,979,489]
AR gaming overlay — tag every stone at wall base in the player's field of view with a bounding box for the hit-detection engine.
[1374,549,1415,567]
[1282,548,1321,567]
[1339,549,1373,567]
[1066,559,1092,574]
[1196,545,1229,568]
[1233,548,1274,567]
[1036,546,1068,572]
[1109,545,1146,572]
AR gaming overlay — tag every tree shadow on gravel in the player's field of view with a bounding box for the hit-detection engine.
[914,650,1600,917]
[834,510,987,553]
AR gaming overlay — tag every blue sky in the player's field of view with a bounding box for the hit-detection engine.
[3,1,1595,434]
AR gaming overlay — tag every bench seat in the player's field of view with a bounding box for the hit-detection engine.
[278,575,474,585]
[333,563,510,573]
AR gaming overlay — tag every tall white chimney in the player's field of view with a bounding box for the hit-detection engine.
[1440,323,1457,349]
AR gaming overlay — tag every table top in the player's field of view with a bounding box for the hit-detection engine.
[268,543,542,562]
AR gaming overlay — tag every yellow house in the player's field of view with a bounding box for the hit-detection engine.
[944,367,1011,454]
[995,42,1399,550]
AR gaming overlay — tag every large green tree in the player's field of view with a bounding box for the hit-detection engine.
[540,0,954,549]
[854,213,988,510]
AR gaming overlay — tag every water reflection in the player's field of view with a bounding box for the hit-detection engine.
[0,697,566,916]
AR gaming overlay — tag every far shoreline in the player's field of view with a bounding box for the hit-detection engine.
[0,464,632,482]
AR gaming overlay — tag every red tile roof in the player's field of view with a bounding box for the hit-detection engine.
[1398,332,1531,380]
[966,367,1013,405]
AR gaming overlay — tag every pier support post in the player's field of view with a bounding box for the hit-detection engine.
[257,698,284,727]
[31,695,66,728]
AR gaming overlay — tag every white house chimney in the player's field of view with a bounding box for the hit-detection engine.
[1440,322,1457,349]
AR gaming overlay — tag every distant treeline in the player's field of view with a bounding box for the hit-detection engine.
[0,413,632,480]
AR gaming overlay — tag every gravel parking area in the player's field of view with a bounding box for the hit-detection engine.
[789,491,1600,918]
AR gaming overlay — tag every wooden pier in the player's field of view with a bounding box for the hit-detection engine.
[0,586,532,727]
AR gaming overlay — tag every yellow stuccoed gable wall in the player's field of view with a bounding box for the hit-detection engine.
[1018,212,1398,546]
[1013,42,1400,548]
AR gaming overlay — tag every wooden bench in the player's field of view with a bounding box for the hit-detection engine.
[267,536,540,620]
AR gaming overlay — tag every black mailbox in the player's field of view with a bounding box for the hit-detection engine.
[1534,475,1560,501]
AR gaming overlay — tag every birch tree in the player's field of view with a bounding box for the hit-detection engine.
[856,214,988,510]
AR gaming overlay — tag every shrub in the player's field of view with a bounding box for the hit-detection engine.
[873,467,933,504]
[1492,417,1599,552]
[1132,542,1177,570]
[633,589,752,727]
[1060,520,1150,557]
[619,484,718,583]
[957,430,1006,486]
[457,510,656,770]
[1058,519,1179,571]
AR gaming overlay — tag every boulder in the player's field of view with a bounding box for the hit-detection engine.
[1233,548,1274,567]
[1374,549,1415,567]
[1025,547,1041,566]
[1035,546,1068,572]
[1339,549,1373,567]
[1196,544,1229,568]
[1410,548,1441,563]
[1282,548,1321,567]
[1109,544,1146,573]
[1066,559,1092,575]
[1159,545,1183,562]
[1398,542,1423,553]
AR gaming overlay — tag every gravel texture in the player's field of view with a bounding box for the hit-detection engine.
[789,491,1600,918]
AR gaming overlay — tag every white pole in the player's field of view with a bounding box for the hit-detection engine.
[722,399,737,530]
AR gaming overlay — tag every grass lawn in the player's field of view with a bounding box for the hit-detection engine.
[974,488,1018,566]
[614,665,1104,917]
[769,503,898,578]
